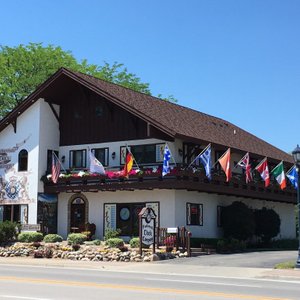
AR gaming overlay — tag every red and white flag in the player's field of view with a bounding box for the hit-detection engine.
[218,148,231,182]
[255,157,270,187]
[237,152,253,183]
[51,152,61,183]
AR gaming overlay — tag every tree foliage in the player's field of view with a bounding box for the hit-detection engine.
[254,207,281,244]
[0,43,175,119]
[221,201,255,241]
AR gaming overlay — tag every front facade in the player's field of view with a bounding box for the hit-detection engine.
[0,68,297,239]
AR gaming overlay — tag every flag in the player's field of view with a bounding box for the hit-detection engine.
[198,144,212,180]
[236,152,253,183]
[255,158,270,187]
[51,152,61,184]
[162,144,171,176]
[218,148,231,182]
[89,150,105,175]
[271,161,286,190]
[123,152,133,178]
[286,165,298,190]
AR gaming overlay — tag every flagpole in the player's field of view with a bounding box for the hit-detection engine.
[286,164,295,175]
[255,157,267,170]
[165,143,177,166]
[52,151,66,173]
[233,152,248,169]
[125,144,140,170]
[270,161,284,173]
[211,148,230,169]
[187,143,211,169]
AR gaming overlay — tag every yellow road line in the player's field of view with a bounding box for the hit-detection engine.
[0,276,291,300]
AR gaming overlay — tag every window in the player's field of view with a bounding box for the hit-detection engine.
[91,148,109,166]
[120,144,164,165]
[18,149,28,171]
[69,150,86,169]
[186,203,203,226]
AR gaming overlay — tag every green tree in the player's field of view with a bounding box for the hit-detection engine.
[0,43,175,119]
[254,207,281,244]
[221,201,255,241]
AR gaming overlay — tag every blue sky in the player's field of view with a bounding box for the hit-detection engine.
[1,0,299,153]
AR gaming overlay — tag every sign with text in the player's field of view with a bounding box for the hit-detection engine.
[139,207,156,255]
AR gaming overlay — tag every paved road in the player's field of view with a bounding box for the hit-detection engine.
[159,251,298,268]
[0,263,300,300]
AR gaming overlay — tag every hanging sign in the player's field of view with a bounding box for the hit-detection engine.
[139,207,156,255]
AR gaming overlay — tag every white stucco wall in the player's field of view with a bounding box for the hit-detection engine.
[56,189,296,240]
[0,100,43,223]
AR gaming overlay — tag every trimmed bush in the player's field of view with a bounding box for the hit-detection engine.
[254,207,280,244]
[129,237,139,248]
[0,221,19,243]
[104,228,121,241]
[222,201,255,241]
[217,238,246,253]
[67,233,87,245]
[105,238,124,248]
[93,239,101,246]
[18,232,43,243]
[43,234,63,243]
[190,238,219,248]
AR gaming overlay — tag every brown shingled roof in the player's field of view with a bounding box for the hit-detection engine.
[0,68,293,163]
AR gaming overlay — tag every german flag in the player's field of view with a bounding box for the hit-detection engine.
[123,152,133,178]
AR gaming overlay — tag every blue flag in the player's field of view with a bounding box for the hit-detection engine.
[286,165,298,190]
[162,144,171,176]
[198,144,212,180]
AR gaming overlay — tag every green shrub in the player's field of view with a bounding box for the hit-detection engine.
[254,207,281,244]
[270,239,298,250]
[222,201,255,241]
[18,232,43,243]
[67,233,87,245]
[217,238,246,253]
[0,221,19,243]
[105,238,124,248]
[93,239,101,246]
[190,238,219,248]
[104,228,121,241]
[129,237,140,248]
[43,234,63,243]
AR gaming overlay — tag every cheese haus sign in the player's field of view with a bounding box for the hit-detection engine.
[139,207,156,255]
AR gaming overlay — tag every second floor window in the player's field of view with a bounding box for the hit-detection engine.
[70,150,86,169]
[91,148,109,166]
[18,149,28,171]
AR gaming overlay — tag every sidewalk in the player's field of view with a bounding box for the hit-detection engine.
[1,256,300,282]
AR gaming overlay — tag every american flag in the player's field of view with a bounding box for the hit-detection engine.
[237,152,253,183]
[52,152,61,183]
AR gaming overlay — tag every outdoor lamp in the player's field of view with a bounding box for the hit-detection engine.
[292,144,300,268]
[111,152,116,160]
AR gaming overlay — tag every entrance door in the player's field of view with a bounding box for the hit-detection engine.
[70,198,86,232]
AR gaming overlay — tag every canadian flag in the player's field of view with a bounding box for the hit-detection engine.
[255,158,270,187]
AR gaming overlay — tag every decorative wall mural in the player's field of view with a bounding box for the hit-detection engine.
[0,136,34,204]
[0,136,30,172]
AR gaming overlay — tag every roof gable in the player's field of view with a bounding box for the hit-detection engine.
[0,68,292,163]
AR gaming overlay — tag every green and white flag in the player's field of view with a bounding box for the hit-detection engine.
[271,161,286,190]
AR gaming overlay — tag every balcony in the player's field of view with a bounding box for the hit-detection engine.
[42,166,297,204]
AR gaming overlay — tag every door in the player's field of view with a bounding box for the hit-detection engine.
[70,198,86,232]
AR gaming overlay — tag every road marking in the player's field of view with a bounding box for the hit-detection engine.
[145,277,262,287]
[0,276,291,300]
[1,296,50,300]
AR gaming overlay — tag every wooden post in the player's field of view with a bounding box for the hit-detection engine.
[139,212,142,256]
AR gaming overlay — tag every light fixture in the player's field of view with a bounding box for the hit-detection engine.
[111,152,116,160]
[178,149,183,156]
[61,156,65,163]
[292,144,300,268]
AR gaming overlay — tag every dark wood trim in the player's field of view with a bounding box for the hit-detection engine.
[44,173,296,204]
[12,118,17,133]
[47,101,60,123]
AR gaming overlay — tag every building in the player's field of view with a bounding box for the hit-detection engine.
[0,68,296,240]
